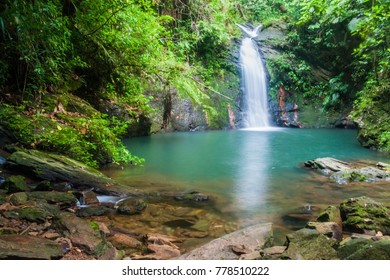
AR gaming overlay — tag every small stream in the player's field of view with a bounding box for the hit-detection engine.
[102,128,389,248]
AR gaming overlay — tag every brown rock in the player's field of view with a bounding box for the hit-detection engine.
[108,233,142,250]
[306,221,343,241]
[0,234,63,259]
[178,223,273,260]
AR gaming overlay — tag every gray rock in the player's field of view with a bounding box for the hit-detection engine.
[0,234,63,259]
[178,223,273,260]
[331,166,390,183]
[0,156,6,165]
[283,228,339,260]
[304,157,350,172]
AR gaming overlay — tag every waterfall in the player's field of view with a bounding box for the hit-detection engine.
[237,24,270,128]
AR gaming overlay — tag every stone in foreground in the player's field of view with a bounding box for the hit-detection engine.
[0,234,63,259]
[177,223,272,260]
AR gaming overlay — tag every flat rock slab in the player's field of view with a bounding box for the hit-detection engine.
[178,223,273,260]
[6,149,140,196]
[0,234,63,259]
[304,157,350,172]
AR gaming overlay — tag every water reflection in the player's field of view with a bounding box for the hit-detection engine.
[233,131,270,213]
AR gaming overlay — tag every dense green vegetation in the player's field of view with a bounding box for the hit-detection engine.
[266,0,389,151]
[0,0,388,168]
[0,0,244,166]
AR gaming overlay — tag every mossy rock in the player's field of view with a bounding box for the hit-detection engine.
[340,196,390,234]
[6,149,141,196]
[28,191,77,207]
[2,175,30,194]
[117,198,147,215]
[342,239,390,260]
[337,238,373,259]
[316,205,342,226]
[76,206,112,217]
[14,207,51,223]
[9,192,28,206]
[283,228,338,260]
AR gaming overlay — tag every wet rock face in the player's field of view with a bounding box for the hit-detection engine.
[339,196,390,235]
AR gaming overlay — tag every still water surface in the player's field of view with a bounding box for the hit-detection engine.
[104,128,389,244]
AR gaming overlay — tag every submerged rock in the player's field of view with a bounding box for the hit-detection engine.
[76,206,112,217]
[0,234,63,259]
[117,198,147,215]
[283,228,338,260]
[178,223,273,260]
[339,196,390,235]
[174,191,209,202]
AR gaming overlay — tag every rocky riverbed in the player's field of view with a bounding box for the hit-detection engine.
[1,150,390,260]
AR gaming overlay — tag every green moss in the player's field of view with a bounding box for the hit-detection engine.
[15,207,50,223]
[0,96,143,167]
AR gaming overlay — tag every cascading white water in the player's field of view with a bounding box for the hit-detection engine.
[238,24,270,128]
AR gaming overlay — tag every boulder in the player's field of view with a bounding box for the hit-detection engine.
[178,223,273,260]
[340,239,390,260]
[316,205,342,227]
[9,192,28,206]
[107,233,142,250]
[339,196,390,235]
[55,212,106,257]
[117,198,147,215]
[330,166,390,184]
[0,156,6,165]
[306,221,343,241]
[1,175,30,193]
[174,191,209,202]
[283,228,338,260]
[76,206,111,217]
[28,191,77,207]
[5,149,141,196]
[0,234,63,259]
[304,157,350,173]
[337,238,373,259]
